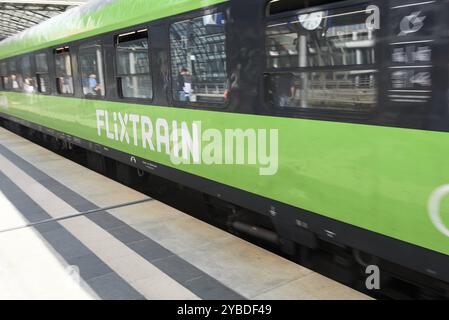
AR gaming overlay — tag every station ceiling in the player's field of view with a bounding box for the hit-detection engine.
[0,0,88,41]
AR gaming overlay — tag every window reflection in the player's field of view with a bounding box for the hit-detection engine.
[79,43,105,97]
[8,60,22,91]
[266,8,376,68]
[21,56,37,94]
[116,30,153,100]
[55,48,74,95]
[270,71,376,111]
[266,6,377,112]
[170,13,228,104]
[35,53,50,94]
[0,62,8,90]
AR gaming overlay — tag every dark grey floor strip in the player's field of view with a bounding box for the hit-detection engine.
[0,170,145,300]
[0,143,245,300]
[0,198,153,234]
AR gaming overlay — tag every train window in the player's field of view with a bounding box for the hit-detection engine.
[54,46,74,95]
[269,71,376,111]
[0,61,6,90]
[265,4,377,112]
[79,43,105,97]
[170,13,228,105]
[115,29,152,100]
[8,59,22,91]
[1,62,11,90]
[35,53,50,94]
[21,56,37,94]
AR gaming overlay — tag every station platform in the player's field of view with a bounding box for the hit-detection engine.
[0,127,371,300]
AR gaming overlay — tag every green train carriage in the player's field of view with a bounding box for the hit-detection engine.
[1,0,449,297]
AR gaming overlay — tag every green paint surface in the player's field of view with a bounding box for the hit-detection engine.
[0,0,227,60]
[2,91,449,256]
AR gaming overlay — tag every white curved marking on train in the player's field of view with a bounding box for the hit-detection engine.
[428,185,449,237]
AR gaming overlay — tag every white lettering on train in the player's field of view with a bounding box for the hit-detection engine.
[95,109,279,176]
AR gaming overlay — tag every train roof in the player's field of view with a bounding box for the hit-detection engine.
[0,0,227,60]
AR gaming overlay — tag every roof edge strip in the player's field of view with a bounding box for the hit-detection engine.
[0,0,228,60]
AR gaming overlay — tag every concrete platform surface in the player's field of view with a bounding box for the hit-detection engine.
[0,127,371,300]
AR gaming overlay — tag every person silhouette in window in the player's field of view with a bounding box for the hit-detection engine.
[88,74,101,95]
[23,77,35,93]
[11,74,19,89]
[177,67,192,102]
[276,74,295,107]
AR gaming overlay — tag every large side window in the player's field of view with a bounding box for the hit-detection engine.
[21,55,37,93]
[115,29,152,100]
[54,46,74,95]
[35,53,50,94]
[265,4,377,112]
[170,13,228,105]
[79,43,105,97]
[0,61,6,90]
[8,59,22,91]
